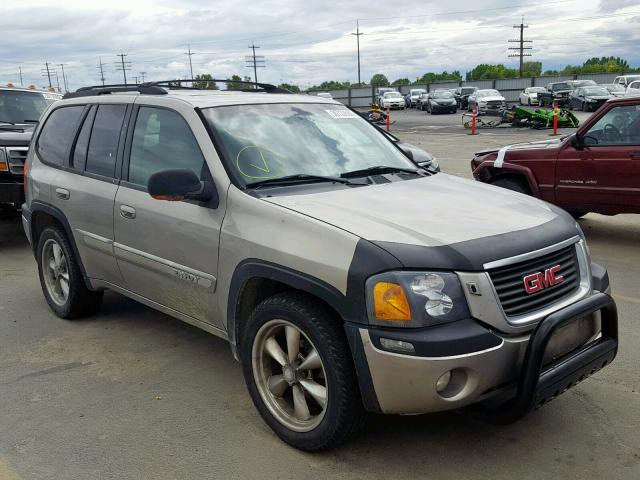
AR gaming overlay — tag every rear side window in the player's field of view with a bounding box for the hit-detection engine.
[127,107,205,187]
[85,104,127,178]
[36,106,84,166]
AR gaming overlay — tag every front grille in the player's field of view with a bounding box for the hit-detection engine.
[7,147,28,175]
[488,244,580,317]
[487,100,504,107]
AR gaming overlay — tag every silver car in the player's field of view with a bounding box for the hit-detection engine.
[22,80,618,451]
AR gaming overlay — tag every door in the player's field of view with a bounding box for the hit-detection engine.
[556,104,640,214]
[43,103,128,285]
[113,105,223,325]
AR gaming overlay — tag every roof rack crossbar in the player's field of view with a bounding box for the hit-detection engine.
[63,84,167,99]
[144,79,292,94]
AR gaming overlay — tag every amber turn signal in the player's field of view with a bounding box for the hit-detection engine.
[373,282,411,321]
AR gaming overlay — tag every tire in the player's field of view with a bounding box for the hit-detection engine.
[569,211,587,219]
[240,292,365,451]
[36,226,103,319]
[490,177,531,195]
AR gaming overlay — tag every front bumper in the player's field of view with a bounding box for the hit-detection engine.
[0,179,24,205]
[348,270,617,417]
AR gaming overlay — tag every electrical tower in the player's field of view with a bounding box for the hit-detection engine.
[97,58,106,86]
[185,45,195,80]
[351,20,364,85]
[508,22,532,77]
[41,61,53,88]
[246,43,265,88]
[115,52,132,85]
[58,63,68,92]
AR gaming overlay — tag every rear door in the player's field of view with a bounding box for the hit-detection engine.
[42,101,129,285]
[113,101,226,327]
[556,103,640,214]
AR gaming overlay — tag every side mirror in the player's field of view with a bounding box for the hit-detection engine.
[148,169,213,202]
[570,134,584,150]
[399,145,414,161]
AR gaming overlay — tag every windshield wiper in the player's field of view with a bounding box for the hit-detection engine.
[245,174,358,189]
[340,165,419,178]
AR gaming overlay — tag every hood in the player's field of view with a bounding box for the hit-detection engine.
[0,125,34,147]
[265,173,562,249]
[477,96,504,102]
[475,137,562,156]
[585,95,610,100]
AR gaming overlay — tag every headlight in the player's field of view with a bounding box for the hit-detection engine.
[0,148,7,172]
[365,271,470,328]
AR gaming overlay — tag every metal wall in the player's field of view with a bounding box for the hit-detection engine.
[315,72,632,107]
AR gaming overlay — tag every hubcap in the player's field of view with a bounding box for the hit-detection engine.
[42,239,70,306]
[252,319,328,432]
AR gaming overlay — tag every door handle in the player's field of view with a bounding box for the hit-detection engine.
[55,188,70,200]
[120,205,136,219]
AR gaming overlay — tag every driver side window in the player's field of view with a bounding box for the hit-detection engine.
[584,105,640,146]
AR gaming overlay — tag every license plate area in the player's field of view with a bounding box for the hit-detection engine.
[543,312,600,366]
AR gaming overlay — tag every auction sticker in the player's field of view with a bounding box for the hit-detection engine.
[326,109,358,119]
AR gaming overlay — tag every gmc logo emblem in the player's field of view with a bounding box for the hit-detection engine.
[523,265,564,294]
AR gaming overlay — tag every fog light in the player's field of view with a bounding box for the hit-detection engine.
[379,338,415,354]
[436,371,452,393]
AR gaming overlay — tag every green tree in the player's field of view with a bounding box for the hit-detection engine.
[418,70,462,83]
[310,80,351,90]
[226,75,253,90]
[522,62,542,77]
[193,74,218,90]
[277,83,301,93]
[559,57,638,75]
[391,78,411,86]
[466,64,518,80]
[370,73,389,87]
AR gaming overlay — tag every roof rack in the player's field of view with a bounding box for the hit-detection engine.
[63,79,291,99]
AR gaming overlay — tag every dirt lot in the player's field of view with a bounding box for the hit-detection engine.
[1,109,639,480]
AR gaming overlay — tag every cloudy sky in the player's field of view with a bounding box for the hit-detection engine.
[1,0,638,91]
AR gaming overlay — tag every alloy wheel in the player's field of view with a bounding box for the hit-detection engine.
[252,319,328,432]
[42,239,70,306]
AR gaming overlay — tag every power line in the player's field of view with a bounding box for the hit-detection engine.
[58,63,68,92]
[350,20,364,85]
[97,57,106,86]
[246,42,265,87]
[508,21,533,76]
[41,61,52,88]
[115,52,132,85]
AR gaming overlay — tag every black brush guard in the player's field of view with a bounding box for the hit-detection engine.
[479,292,618,424]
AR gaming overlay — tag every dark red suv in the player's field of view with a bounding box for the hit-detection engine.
[471,97,640,217]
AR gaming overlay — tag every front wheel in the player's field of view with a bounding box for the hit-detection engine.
[241,292,365,451]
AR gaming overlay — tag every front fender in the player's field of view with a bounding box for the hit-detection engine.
[472,160,541,198]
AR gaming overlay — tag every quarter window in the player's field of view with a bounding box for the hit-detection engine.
[36,106,84,166]
[128,107,205,187]
[85,104,127,178]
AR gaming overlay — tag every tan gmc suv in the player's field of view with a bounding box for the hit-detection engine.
[22,80,618,451]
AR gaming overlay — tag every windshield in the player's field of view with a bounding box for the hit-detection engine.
[528,87,546,93]
[582,87,609,96]
[478,90,500,97]
[410,89,425,95]
[203,103,417,187]
[461,88,476,94]
[432,91,453,99]
[551,83,571,91]
[0,90,56,123]
[574,80,596,87]
[384,92,402,98]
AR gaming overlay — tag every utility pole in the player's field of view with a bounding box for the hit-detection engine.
[508,20,532,77]
[54,70,61,92]
[351,20,364,85]
[140,71,147,83]
[246,42,265,88]
[58,63,68,92]
[18,66,23,86]
[115,52,132,85]
[97,57,106,86]
[185,45,195,80]
[41,61,52,88]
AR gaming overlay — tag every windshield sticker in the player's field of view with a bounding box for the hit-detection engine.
[325,110,358,119]
[236,145,280,179]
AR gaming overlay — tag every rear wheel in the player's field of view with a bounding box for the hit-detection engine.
[36,227,103,319]
[491,177,531,195]
[241,292,365,451]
